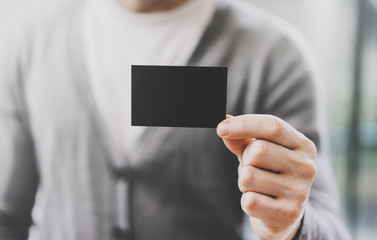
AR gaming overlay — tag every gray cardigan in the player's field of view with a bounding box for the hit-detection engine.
[0,0,350,239]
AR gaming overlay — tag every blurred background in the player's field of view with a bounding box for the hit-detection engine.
[1,0,377,239]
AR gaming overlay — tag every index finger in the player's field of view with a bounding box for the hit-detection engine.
[217,114,304,150]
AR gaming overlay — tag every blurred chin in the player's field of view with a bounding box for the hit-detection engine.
[116,0,188,13]
[117,0,164,12]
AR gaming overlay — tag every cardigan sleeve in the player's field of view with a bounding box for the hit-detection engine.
[0,21,39,240]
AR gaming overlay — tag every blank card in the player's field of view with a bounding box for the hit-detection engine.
[131,65,227,128]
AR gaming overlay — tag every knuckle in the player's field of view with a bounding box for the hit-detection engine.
[308,140,317,155]
[296,190,308,203]
[310,162,317,179]
[251,140,266,161]
[242,145,251,163]
[242,192,257,212]
[271,116,285,136]
[301,161,317,179]
[304,139,317,159]
[238,176,247,193]
[238,167,255,193]
[285,205,300,224]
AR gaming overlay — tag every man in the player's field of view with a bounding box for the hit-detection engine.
[0,0,350,239]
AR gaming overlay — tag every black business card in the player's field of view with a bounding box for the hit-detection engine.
[131,65,227,128]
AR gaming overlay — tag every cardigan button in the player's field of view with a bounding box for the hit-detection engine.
[112,167,130,182]
[111,226,131,240]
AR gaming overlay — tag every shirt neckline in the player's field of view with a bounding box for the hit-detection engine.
[98,0,213,25]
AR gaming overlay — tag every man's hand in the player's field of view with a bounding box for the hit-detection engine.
[217,114,316,240]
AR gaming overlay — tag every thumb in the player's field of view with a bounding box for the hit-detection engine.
[217,115,251,160]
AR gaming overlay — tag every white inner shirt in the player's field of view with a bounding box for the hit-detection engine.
[81,0,216,165]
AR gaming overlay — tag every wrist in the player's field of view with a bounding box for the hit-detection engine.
[283,215,303,240]
[252,211,304,240]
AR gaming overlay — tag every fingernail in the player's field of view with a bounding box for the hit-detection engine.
[217,122,230,136]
